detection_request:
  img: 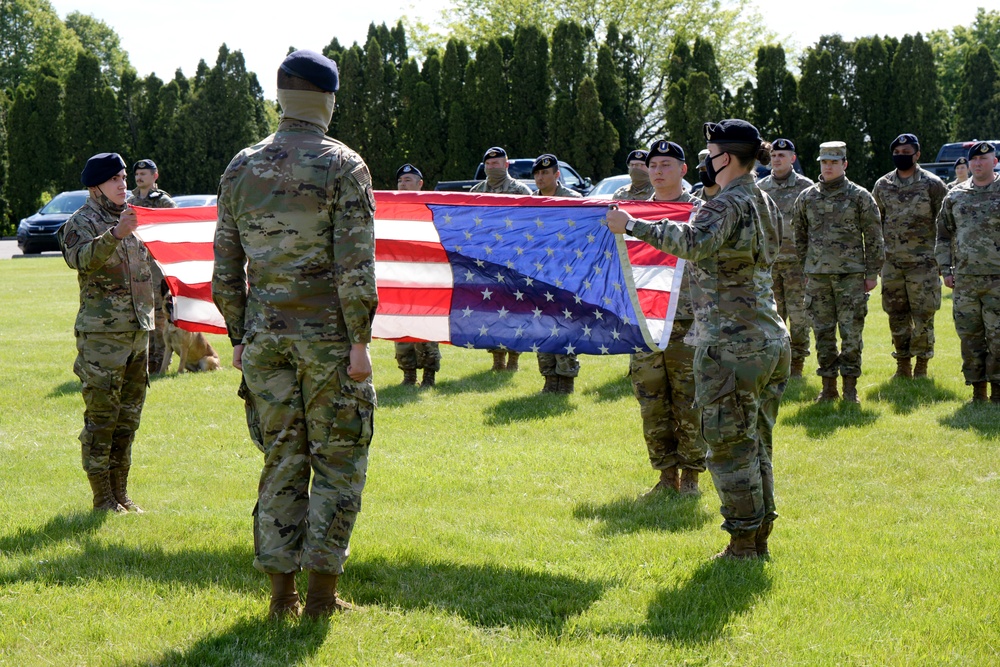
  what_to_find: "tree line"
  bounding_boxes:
[2,0,999,236]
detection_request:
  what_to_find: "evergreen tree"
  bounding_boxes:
[510,24,549,157]
[0,92,11,234]
[472,40,510,150]
[753,45,798,142]
[397,67,444,186]
[891,34,948,159]
[336,45,366,150]
[595,44,625,167]
[605,24,643,169]
[853,36,895,184]
[691,37,723,99]
[461,58,481,156]
[444,99,472,179]
[667,38,692,89]
[549,20,587,160]
[571,76,618,181]
[7,69,64,220]
[363,36,397,188]
[421,48,443,114]
[680,72,724,165]
[727,80,755,129]
[63,51,122,188]
[955,45,1000,140]
[797,37,858,173]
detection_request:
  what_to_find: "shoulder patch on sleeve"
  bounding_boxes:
[64,229,80,247]
[348,159,376,212]
[701,198,728,215]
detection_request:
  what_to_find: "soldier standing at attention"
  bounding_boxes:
[948,157,970,190]
[793,141,884,403]
[532,153,583,394]
[936,141,1000,403]
[130,159,177,375]
[629,140,706,496]
[872,134,948,379]
[59,152,153,515]
[213,50,378,619]
[758,139,814,378]
[612,150,654,201]
[394,163,442,387]
[607,120,790,560]
[471,146,531,372]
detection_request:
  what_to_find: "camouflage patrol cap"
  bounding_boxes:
[697,149,710,169]
[703,119,761,144]
[81,152,127,187]
[890,133,919,151]
[133,159,157,171]
[955,157,968,167]
[817,141,848,161]
[483,146,507,161]
[771,138,795,152]
[626,149,648,164]
[531,154,558,173]
[968,141,996,159]
[645,139,685,165]
[280,49,339,93]
[396,163,423,180]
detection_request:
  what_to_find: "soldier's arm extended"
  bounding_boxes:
[858,191,885,280]
[211,191,249,345]
[629,198,737,262]
[935,194,955,276]
[333,159,379,345]
[59,215,124,274]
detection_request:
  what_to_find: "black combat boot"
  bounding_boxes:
[401,369,418,386]
[109,467,144,513]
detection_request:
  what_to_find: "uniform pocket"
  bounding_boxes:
[695,350,747,446]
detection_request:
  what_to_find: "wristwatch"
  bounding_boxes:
[625,219,636,234]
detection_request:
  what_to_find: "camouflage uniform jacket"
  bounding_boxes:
[631,173,788,346]
[535,183,582,198]
[130,187,177,208]
[872,166,947,268]
[212,119,379,345]
[936,173,1000,276]
[792,175,884,279]
[612,182,655,201]
[648,190,699,322]
[758,170,814,263]
[58,198,154,332]
[470,174,532,195]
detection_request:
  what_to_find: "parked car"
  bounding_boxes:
[16,190,88,254]
[435,159,592,195]
[923,140,1000,181]
[587,174,692,200]
[171,194,218,208]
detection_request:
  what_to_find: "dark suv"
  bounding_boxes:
[16,190,88,254]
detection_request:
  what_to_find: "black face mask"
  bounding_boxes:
[698,168,716,188]
[892,154,915,171]
[704,152,727,184]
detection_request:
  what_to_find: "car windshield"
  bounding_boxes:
[40,192,87,214]
[590,176,629,196]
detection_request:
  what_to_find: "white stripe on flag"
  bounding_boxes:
[160,260,215,285]
[174,295,227,329]
[372,314,450,342]
[631,265,677,291]
[375,261,454,288]
[136,220,216,243]
[375,219,442,242]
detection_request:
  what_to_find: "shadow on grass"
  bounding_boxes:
[431,369,518,396]
[120,616,330,667]
[374,381,425,408]
[939,401,1000,439]
[779,377,817,404]
[484,392,575,424]
[0,510,108,554]
[866,377,961,414]
[780,400,878,437]
[583,372,633,403]
[349,554,606,635]
[638,557,771,643]
[46,379,81,398]
[573,492,713,535]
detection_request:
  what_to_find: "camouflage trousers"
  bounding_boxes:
[694,338,790,537]
[952,274,1000,384]
[243,334,376,575]
[148,284,167,372]
[629,320,705,471]
[805,273,869,378]
[394,342,441,371]
[73,331,149,474]
[537,353,579,378]
[880,260,941,360]
[772,259,811,361]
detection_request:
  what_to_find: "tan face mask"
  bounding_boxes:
[276,89,336,130]
[484,166,507,185]
[628,166,650,188]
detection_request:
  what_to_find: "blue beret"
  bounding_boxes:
[280,49,339,93]
[626,150,648,164]
[969,141,996,159]
[704,119,761,144]
[531,153,558,173]
[396,163,423,180]
[646,139,685,165]
[891,133,919,151]
[81,153,127,187]
[771,138,795,152]
[483,146,507,161]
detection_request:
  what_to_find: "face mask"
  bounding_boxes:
[93,186,126,216]
[628,167,650,188]
[276,89,336,130]
[698,168,716,188]
[485,166,507,184]
[892,154,915,171]
[704,152,727,184]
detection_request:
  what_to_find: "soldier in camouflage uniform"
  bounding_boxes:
[628,140,706,496]
[531,153,583,394]
[689,149,721,201]
[393,163,442,387]
[793,141,884,403]
[58,152,153,515]
[948,157,970,190]
[758,139,814,377]
[936,141,1000,403]
[612,150,654,201]
[129,159,177,375]
[471,146,532,372]
[609,120,790,560]
[212,50,378,619]
[872,134,948,379]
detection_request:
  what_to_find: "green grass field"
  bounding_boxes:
[1,257,998,666]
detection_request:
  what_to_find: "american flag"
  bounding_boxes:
[133,192,693,353]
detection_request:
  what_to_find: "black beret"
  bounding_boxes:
[280,49,339,93]
[81,153,127,187]
[133,159,157,171]
[531,153,558,173]
[704,119,761,144]
[626,149,648,164]
[396,163,423,180]
[483,146,507,161]
[891,133,919,151]
[771,138,795,152]
[645,139,685,165]
[969,141,996,159]
[955,157,968,167]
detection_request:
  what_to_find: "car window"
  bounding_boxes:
[558,162,582,188]
[41,192,88,214]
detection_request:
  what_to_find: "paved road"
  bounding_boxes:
[0,239,62,260]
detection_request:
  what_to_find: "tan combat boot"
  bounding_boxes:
[541,375,558,393]
[420,369,436,387]
[491,351,506,372]
[972,382,988,403]
[679,469,700,496]
[268,572,301,619]
[712,531,759,561]
[842,376,860,403]
[815,376,839,402]
[87,472,126,513]
[557,376,575,394]
[401,369,418,386]
[755,521,774,559]
[303,572,354,618]
[506,351,520,372]
[642,466,679,496]
[913,358,929,378]
[109,467,144,513]
[991,382,1000,404]
[789,357,804,379]
[893,357,912,379]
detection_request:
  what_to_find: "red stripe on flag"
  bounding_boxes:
[370,196,434,221]
[637,289,671,319]
[165,278,213,302]
[145,241,215,263]
[134,205,216,224]
[174,318,228,335]
[375,239,449,263]
[376,287,451,316]
[626,241,679,267]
